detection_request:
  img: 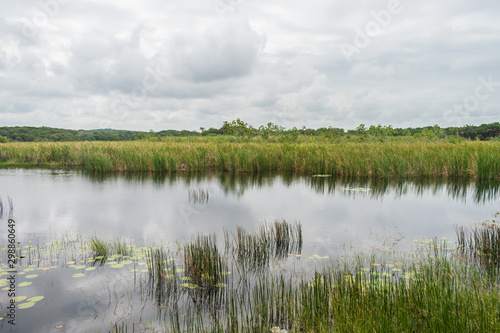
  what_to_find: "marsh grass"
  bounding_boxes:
[183,234,228,296]
[230,220,302,271]
[1,141,499,179]
[89,236,133,260]
[456,219,500,275]
[140,224,500,333]
[3,220,500,332]
[145,247,180,305]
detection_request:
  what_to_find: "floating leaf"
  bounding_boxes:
[106,261,118,265]
[18,302,36,309]
[73,265,87,270]
[121,260,133,265]
[181,277,190,281]
[216,283,226,288]
[129,269,138,272]
[0,279,8,287]
[25,275,38,279]
[11,296,27,302]
[27,296,44,302]
[18,282,32,287]
[95,256,105,259]
[67,261,75,265]
[111,264,124,269]
[72,273,85,278]
[85,267,96,271]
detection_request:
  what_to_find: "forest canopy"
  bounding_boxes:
[0,121,499,142]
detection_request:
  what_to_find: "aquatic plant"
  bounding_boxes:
[230,220,302,270]
[0,141,499,179]
[456,219,500,274]
[89,236,133,259]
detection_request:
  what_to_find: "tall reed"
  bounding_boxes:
[1,141,499,179]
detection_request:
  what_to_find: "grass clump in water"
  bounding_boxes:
[230,220,302,270]
[183,234,228,295]
[89,236,133,260]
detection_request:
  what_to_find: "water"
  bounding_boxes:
[0,168,498,332]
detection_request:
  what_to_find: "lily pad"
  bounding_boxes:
[85,267,96,271]
[25,274,38,279]
[0,279,8,287]
[111,264,124,269]
[72,273,86,278]
[73,265,87,270]
[11,296,27,302]
[27,296,44,302]
[18,282,32,287]
[18,302,36,309]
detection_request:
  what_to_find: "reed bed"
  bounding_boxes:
[1,141,499,179]
[137,220,500,332]
[456,218,500,275]
[229,220,302,270]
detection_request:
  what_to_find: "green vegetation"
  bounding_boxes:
[1,121,499,142]
[0,140,499,180]
[138,220,500,333]
[4,219,500,332]
[230,220,302,270]
[88,236,133,259]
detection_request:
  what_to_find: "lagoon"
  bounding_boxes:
[0,168,499,332]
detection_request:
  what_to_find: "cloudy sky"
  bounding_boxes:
[1,0,499,131]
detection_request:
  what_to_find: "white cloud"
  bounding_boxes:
[0,0,499,130]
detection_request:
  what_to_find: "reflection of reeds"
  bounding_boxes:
[188,188,209,205]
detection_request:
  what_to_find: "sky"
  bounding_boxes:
[1,0,499,131]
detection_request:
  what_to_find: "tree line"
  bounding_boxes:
[0,121,499,142]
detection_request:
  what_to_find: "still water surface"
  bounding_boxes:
[1,168,498,251]
[0,168,498,332]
